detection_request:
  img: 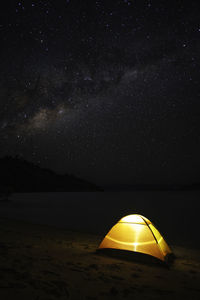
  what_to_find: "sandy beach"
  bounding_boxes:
[0,217,199,300]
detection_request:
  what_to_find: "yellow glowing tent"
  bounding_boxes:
[99,214,172,262]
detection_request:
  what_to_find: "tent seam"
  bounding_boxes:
[141,216,158,243]
[141,217,165,257]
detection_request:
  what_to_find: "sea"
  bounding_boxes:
[0,191,200,249]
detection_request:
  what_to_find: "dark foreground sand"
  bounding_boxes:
[0,218,200,300]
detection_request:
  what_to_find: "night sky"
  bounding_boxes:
[1,0,200,185]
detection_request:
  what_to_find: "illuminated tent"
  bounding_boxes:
[98,214,172,262]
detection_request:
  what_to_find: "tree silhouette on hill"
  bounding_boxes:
[0,156,101,192]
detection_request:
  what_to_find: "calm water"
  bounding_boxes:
[0,191,200,248]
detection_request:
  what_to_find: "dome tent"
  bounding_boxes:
[98,214,172,262]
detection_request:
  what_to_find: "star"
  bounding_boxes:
[0,0,199,186]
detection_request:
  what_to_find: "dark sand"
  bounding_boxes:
[0,218,200,300]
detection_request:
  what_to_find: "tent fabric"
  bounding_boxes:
[98,214,172,261]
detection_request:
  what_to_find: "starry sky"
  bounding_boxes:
[0,0,200,186]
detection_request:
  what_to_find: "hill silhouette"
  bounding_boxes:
[0,156,101,193]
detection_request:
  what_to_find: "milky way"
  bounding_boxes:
[1,0,200,185]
